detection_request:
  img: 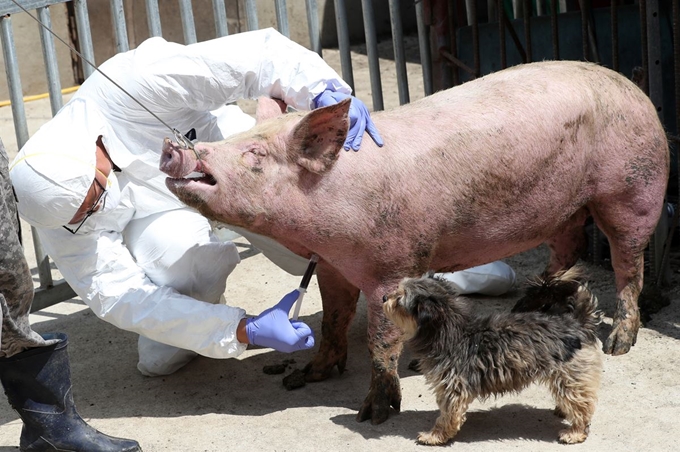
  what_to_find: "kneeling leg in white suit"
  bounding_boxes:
[124,208,239,376]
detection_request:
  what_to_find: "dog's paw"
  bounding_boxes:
[417,431,449,446]
[558,428,588,444]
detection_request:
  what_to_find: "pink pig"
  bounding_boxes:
[160,60,669,425]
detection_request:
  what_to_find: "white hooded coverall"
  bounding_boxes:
[10,29,351,376]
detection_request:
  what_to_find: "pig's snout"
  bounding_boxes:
[160,138,197,178]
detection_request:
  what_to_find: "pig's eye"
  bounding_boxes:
[242,145,267,169]
[245,144,267,156]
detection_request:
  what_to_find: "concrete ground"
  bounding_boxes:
[1,37,679,452]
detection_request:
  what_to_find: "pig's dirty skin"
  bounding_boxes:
[160,61,669,425]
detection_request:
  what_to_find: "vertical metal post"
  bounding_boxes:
[671,0,680,285]
[611,0,619,71]
[73,0,96,79]
[550,0,559,59]
[499,0,507,68]
[389,0,409,105]
[523,0,531,63]
[305,0,321,55]
[640,0,649,94]
[275,0,290,38]
[37,7,63,115]
[212,0,229,37]
[334,0,354,90]
[360,0,384,110]
[245,0,259,31]
[178,0,197,45]
[110,0,129,53]
[145,0,163,37]
[536,0,544,16]
[465,0,474,25]
[646,0,667,283]
[446,0,456,87]
[471,0,480,75]
[415,0,433,96]
[580,0,589,60]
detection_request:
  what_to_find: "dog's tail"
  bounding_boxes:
[512,265,601,335]
[569,281,602,338]
[512,266,586,315]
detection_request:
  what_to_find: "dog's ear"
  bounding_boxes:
[414,295,440,331]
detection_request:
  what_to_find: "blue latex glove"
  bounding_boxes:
[313,90,384,151]
[245,290,315,353]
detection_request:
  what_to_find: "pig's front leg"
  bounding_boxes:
[356,291,403,425]
[303,263,360,381]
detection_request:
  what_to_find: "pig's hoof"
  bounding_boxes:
[302,355,346,382]
[603,321,638,355]
[355,378,402,424]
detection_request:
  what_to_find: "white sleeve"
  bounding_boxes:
[36,227,247,359]
[128,28,351,112]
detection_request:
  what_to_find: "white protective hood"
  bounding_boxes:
[10,98,104,229]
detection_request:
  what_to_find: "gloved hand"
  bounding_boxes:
[245,290,315,353]
[313,90,384,151]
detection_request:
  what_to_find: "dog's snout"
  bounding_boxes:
[382,294,388,303]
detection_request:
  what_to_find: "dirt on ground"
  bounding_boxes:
[0,36,678,452]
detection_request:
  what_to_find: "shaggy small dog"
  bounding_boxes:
[382,267,602,445]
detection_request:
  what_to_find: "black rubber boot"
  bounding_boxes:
[0,332,141,452]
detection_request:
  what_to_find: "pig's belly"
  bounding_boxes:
[428,235,546,272]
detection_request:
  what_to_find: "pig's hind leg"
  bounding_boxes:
[591,199,659,356]
[544,207,590,274]
[303,263,360,381]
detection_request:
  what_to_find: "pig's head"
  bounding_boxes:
[160,97,351,228]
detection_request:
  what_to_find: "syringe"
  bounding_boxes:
[292,254,319,320]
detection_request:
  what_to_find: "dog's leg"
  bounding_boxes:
[417,394,471,446]
[551,347,602,444]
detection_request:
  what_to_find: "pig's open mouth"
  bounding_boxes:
[183,170,217,186]
[165,163,218,195]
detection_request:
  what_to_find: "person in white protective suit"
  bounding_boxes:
[9,28,515,378]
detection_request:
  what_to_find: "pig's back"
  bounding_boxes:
[333,60,667,250]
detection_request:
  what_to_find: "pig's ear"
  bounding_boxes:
[290,98,350,174]
[256,97,287,123]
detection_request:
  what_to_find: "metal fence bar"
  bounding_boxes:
[550,0,559,59]
[0,17,27,153]
[212,0,228,37]
[523,0,531,63]
[110,0,129,53]
[388,0,408,105]
[639,0,649,94]
[646,0,667,283]
[178,0,197,45]
[498,0,506,68]
[37,6,63,115]
[360,0,383,110]
[305,0,321,55]
[275,0,290,38]
[73,0,95,79]
[415,0,432,96]
[471,0,480,74]
[333,0,354,90]
[612,0,619,71]
[145,0,162,37]
[245,0,258,31]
